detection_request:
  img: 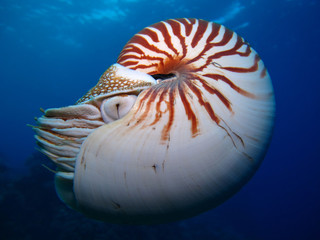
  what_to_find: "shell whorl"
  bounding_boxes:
[116,18,272,144]
[33,18,275,224]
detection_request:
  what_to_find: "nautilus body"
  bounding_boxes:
[33,18,275,224]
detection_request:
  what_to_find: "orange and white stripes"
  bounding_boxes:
[117,18,265,142]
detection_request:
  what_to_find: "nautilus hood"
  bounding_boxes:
[32,18,275,224]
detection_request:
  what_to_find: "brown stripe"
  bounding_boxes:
[185,80,220,124]
[117,54,138,63]
[161,82,176,141]
[150,86,167,126]
[153,21,179,56]
[203,73,256,98]
[178,81,199,137]
[191,20,208,48]
[221,54,260,73]
[140,27,159,42]
[167,19,187,59]
[130,35,173,58]
[186,23,221,67]
[134,87,155,124]
[196,76,232,111]
[134,63,159,70]
[214,26,233,47]
[177,18,195,36]
[238,42,251,57]
[207,22,221,43]
[260,66,267,78]
[121,44,145,56]
[210,34,243,59]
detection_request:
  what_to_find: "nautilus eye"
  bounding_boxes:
[100,95,137,123]
[32,18,275,224]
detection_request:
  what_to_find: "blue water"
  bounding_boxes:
[0,0,319,239]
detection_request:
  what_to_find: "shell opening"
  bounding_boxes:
[32,64,157,181]
[151,73,177,83]
[33,93,140,178]
[32,92,140,210]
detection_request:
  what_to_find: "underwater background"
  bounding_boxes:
[0,0,319,239]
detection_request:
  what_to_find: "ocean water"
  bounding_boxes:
[0,0,319,239]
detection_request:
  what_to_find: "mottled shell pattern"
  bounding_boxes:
[33,18,275,224]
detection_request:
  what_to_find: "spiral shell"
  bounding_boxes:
[33,18,275,224]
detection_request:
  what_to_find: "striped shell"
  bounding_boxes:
[33,18,275,224]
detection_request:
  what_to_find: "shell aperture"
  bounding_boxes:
[33,18,275,224]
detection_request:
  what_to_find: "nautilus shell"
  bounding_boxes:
[33,18,275,224]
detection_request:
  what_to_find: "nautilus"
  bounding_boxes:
[33,18,275,224]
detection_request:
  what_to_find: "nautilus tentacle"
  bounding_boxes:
[33,18,275,224]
